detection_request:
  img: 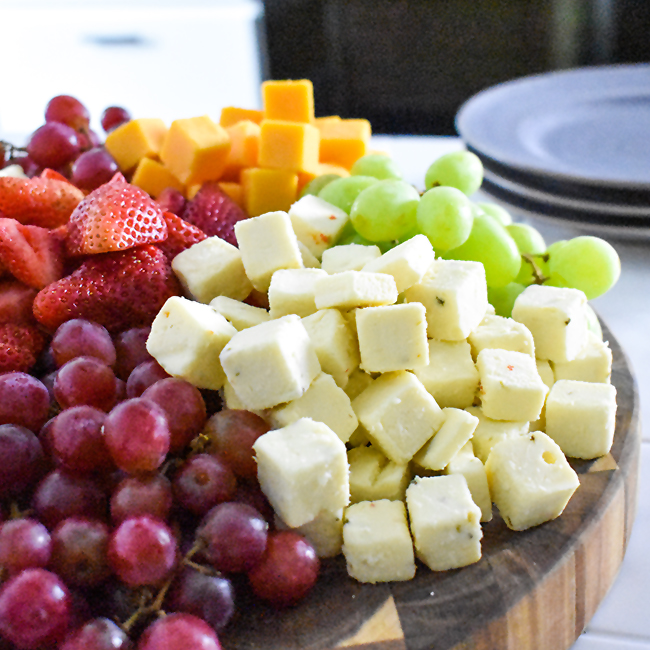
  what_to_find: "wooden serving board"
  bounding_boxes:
[220,324,641,650]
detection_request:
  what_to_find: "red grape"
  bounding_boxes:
[137,613,221,650]
[45,95,90,131]
[61,617,133,650]
[27,121,81,168]
[51,319,116,368]
[0,424,45,498]
[110,473,173,524]
[0,372,50,432]
[126,360,170,398]
[232,479,275,524]
[113,327,152,380]
[54,356,118,411]
[0,518,52,575]
[101,106,131,133]
[71,148,119,191]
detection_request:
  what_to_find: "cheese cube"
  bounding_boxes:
[348,446,412,504]
[321,244,382,274]
[552,331,612,384]
[219,106,264,128]
[343,368,374,400]
[275,509,343,558]
[297,242,321,269]
[223,120,260,176]
[235,211,304,292]
[220,380,267,418]
[511,284,589,363]
[172,237,252,304]
[342,500,415,583]
[413,340,479,409]
[288,195,349,258]
[317,118,372,169]
[468,314,535,359]
[147,296,237,390]
[356,303,429,373]
[406,475,482,571]
[209,296,270,331]
[301,309,360,388]
[530,359,555,432]
[104,118,167,172]
[476,349,549,422]
[404,259,488,340]
[466,406,530,463]
[314,271,398,311]
[413,408,479,471]
[445,444,493,522]
[258,120,320,173]
[131,157,184,199]
[262,79,315,123]
[545,380,617,459]
[352,371,444,465]
[220,315,321,410]
[485,431,580,530]
[253,418,349,528]
[268,268,328,318]
[241,168,298,217]
[270,372,358,443]
[362,234,434,293]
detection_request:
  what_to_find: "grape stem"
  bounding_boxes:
[521,253,549,284]
[0,140,28,163]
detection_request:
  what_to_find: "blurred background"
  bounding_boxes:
[1,0,650,140]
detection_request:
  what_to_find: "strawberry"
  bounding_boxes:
[0,218,66,289]
[0,323,46,374]
[66,172,168,256]
[157,187,187,216]
[158,211,207,261]
[0,280,38,325]
[181,181,248,247]
[0,169,84,228]
[33,244,182,333]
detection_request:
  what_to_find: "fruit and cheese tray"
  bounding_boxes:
[0,80,633,650]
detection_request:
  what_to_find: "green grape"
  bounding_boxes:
[585,304,603,340]
[318,175,379,214]
[546,236,621,300]
[424,150,483,196]
[442,213,521,287]
[487,283,527,317]
[336,228,395,253]
[416,186,474,252]
[515,253,549,285]
[476,201,513,226]
[350,180,420,242]
[350,154,403,181]
[299,173,342,198]
[506,223,546,255]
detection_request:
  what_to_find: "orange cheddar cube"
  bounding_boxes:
[222,120,261,180]
[160,115,231,186]
[219,106,263,128]
[317,118,372,169]
[187,184,201,200]
[241,168,298,217]
[262,79,314,123]
[104,118,167,173]
[258,120,320,173]
[218,182,244,208]
[131,158,185,199]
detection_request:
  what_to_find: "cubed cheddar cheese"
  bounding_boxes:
[222,120,261,180]
[217,182,244,208]
[262,79,315,123]
[241,168,298,217]
[465,405,530,464]
[219,106,264,128]
[268,268,328,319]
[314,271,398,311]
[209,296,270,331]
[348,445,412,504]
[258,120,320,173]
[104,118,167,173]
[321,244,382,274]
[317,118,372,169]
[131,157,184,199]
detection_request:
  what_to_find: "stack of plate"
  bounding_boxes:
[455,64,650,239]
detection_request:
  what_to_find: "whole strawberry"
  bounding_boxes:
[66,172,168,256]
[0,323,46,373]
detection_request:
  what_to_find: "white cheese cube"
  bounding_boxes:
[404,259,488,340]
[275,509,343,558]
[342,500,415,583]
[406,475,482,571]
[413,339,479,409]
[301,309,360,388]
[485,431,579,530]
[343,368,374,401]
[321,244,381,274]
[209,296,270,331]
[0,164,28,178]
[476,349,548,422]
[171,236,252,304]
[288,194,349,258]
[270,372,358,443]
[234,211,304,292]
[468,314,535,359]
[530,359,555,432]
[347,425,371,448]
[361,234,434,293]
[314,271,398,311]
[220,314,320,410]
[253,418,349,528]
[220,380,267,418]
[444,445,493,522]
[147,296,237,390]
[545,379,617,459]
[356,303,429,373]
[297,241,321,269]
[352,371,444,465]
[466,405,530,463]
[413,408,479,471]
[551,331,612,384]
[268,268,328,319]
[511,284,589,363]
[348,446,412,504]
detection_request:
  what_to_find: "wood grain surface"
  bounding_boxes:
[220,323,641,650]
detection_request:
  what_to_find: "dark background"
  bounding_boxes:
[262,0,650,135]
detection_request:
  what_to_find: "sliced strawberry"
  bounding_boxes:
[66,172,168,256]
[0,218,66,289]
[0,323,46,373]
[157,187,187,216]
[33,244,182,333]
[158,211,207,261]
[181,181,248,247]
[0,170,84,228]
[0,280,38,325]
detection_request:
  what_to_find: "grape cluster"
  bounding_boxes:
[0,96,131,191]
[0,319,320,649]
[304,152,621,315]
